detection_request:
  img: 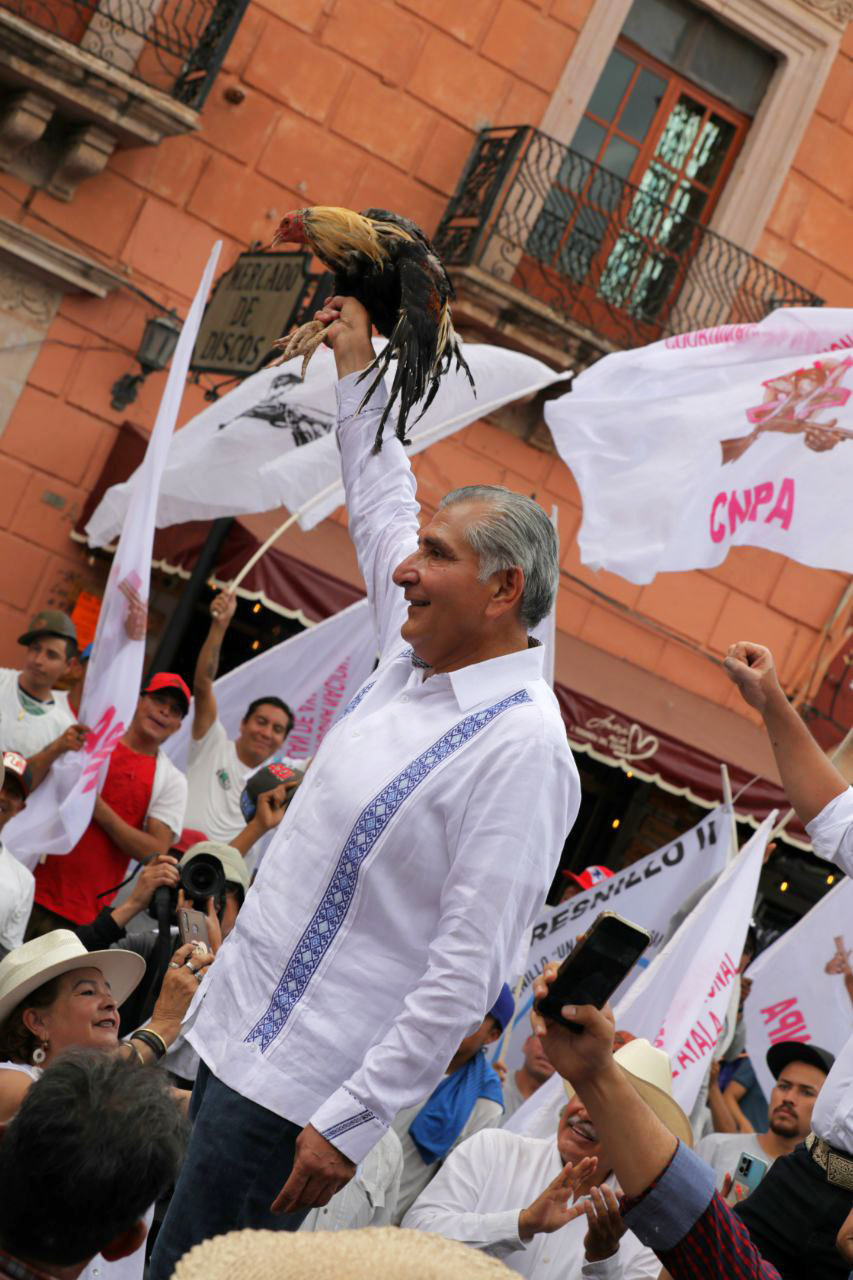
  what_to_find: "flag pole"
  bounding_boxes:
[227,480,342,591]
[720,763,739,864]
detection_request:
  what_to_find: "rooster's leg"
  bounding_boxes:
[271,320,332,378]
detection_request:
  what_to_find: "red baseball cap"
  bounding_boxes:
[562,864,614,891]
[171,828,209,855]
[2,751,32,799]
[142,672,191,715]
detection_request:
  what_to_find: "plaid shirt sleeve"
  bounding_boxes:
[621,1142,782,1280]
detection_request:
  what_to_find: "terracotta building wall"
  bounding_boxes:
[0,0,849,754]
[757,20,853,306]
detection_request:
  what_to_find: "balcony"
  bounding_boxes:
[0,0,247,198]
[434,126,823,373]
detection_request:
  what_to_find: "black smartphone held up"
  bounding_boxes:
[177,906,210,953]
[534,912,652,1031]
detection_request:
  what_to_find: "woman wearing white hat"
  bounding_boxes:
[0,928,212,1118]
[0,929,212,1280]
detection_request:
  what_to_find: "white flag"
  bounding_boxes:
[497,806,729,1074]
[86,342,571,545]
[744,878,853,1099]
[507,816,771,1135]
[545,309,853,583]
[165,597,376,773]
[7,244,221,870]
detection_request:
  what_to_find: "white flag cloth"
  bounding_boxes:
[545,309,853,583]
[86,342,571,545]
[7,244,221,870]
[165,597,376,772]
[496,806,729,1074]
[506,815,771,1135]
[745,878,853,1099]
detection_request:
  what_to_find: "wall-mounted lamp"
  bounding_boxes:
[111,312,182,411]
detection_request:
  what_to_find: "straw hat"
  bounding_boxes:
[172,1227,513,1280]
[0,931,145,1029]
[563,1037,693,1148]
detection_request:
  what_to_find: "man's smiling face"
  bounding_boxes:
[391,501,504,672]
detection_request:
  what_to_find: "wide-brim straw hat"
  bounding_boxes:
[173,1227,513,1280]
[563,1036,693,1148]
[0,930,145,1028]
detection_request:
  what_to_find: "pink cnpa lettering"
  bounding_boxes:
[728,490,752,535]
[765,477,795,530]
[710,493,727,543]
[749,482,774,521]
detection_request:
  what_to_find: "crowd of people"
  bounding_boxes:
[0,294,850,1279]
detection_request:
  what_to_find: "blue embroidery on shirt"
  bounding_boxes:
[244,688,532,1052]
[321,1110,376,1141]
[342,681,375,718]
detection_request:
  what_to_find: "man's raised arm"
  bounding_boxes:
[323,296,419,659]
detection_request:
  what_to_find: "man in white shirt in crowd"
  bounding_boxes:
[724,639,853,1278]
[392,984,513,1224]
[502,1031,558,1124]
[404,1037,685,1279]
[185,589,294,842]
[0,609,86,786]
[696,1041,833,1191]
[149,295,580,1277]
[0,753,35,957]
[299,1128,404,1233]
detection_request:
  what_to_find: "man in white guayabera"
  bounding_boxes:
[151,296,580,1274]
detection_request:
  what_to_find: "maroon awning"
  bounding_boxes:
[557,685,806,845]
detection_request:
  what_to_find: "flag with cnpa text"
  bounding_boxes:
[506,815,771,1137]
[165,597,376,773]
[5,244,221,872]
[744,877,853,1100]
[545,309,853,583]
[498,805,730,1074]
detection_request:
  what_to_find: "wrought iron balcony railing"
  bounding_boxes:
[434,126,823,354]
[1,0,248,108]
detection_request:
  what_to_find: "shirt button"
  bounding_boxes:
[351,729,360,738]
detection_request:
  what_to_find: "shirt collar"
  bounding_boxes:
[447,644,545,711]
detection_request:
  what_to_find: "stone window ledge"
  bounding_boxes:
[0,10,198,198]
[0,216,128,296]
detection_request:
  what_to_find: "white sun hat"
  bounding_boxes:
[173,1226,514,1280]
[0,930,145,1029]
[564,1036,693,1147]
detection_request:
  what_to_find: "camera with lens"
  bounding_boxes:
[179,853,227,912]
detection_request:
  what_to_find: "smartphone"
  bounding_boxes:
[534,912,652,1031]
[177,906,210,953]
[725,1151,768,1205]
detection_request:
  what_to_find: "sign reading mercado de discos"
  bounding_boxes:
[190,250,314,377]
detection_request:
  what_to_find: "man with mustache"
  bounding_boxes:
[403,1038,685,1277]
[696,1042,833,1194]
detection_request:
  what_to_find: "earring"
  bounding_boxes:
[31,1042,47,1065]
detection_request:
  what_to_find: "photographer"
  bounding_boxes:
[112,839,251,1043]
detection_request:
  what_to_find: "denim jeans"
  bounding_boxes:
[149,1061,308,1279]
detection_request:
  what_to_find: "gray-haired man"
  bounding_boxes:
[151,295,581,1275]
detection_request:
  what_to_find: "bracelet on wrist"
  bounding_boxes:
[130,1027,168,1060]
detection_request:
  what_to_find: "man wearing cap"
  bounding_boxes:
[185,589,295,843]
[0,753,35,958]
[559,865,613,904]
[0,609,87,784]
[27,675,189,935]
[391,985,515,1225]
[404,1036,680,1278]
[696,1040,833,1192]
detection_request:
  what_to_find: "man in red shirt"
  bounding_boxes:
[27,673,189,935]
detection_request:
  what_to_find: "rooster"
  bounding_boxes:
[270,206,474,452]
